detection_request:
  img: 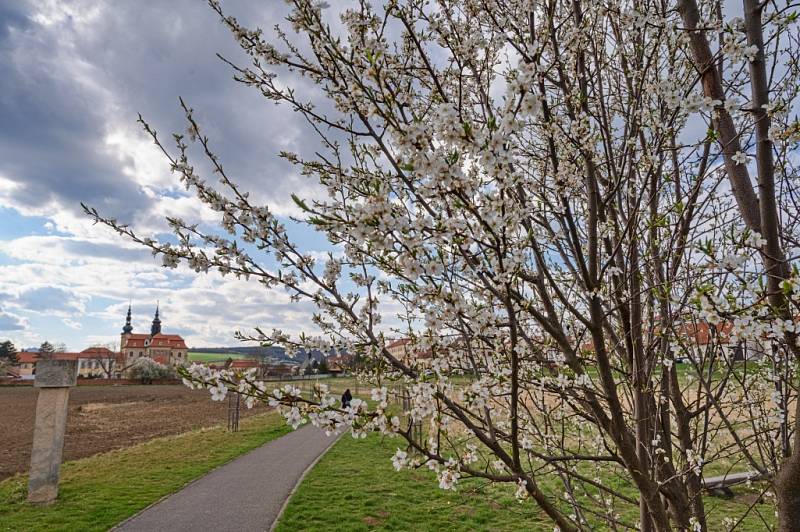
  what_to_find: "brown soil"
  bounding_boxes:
[0,384,270,481]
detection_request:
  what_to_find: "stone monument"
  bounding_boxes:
[27,358,78,504]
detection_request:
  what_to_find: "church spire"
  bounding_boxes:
[122,304,133,334]
[150,303,162,335]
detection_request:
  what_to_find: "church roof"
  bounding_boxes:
[121,333,187,349]
[120,304,184,349]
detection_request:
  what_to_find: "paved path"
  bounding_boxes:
[115,424,337,532]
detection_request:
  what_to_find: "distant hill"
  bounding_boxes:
[188,346,337,364]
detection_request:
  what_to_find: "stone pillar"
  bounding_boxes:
[28,359,78,504]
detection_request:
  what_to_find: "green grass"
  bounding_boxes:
[187,351,250,363]
[267,377,361,400]
[0,412,290,532]
[276,433,776,531]
[275,434,548,531]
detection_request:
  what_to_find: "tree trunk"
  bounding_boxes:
[775,446,800,530]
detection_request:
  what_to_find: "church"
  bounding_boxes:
[120,305,188,366]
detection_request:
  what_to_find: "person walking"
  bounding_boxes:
[341,388,352,408]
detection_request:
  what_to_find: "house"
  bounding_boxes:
[386,338,412,360]
[327,355,353,374]
[228,359,261,371]
[120,305,188,368]
[12,348,121,379]
[261,363,297,378]
[573,318,766,363]
[75,346,121,377]
[672,320,765,361]
[15,352,39,379]
[386,338,433,365]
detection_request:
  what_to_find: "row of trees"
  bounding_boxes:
[0,340,67,362]
[88,0,800,529]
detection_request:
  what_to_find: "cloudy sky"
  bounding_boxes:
[0,0,340,350]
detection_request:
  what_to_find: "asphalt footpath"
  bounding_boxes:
[114,423,338,532]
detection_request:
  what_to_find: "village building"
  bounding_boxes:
[386,338,432,366]
[74,347,120,377]
[14,352,38,379]
[1,305,187,382]
[386,338,412,361]
[204,359,298,379]
[13,347,122,380]
[672,320,766,362]
[327,354,353,374]
[120,305,188,367]
[227,359,261,371]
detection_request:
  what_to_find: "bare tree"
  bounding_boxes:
[84,343,122,379]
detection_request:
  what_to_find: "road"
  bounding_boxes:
[114,424,337,532]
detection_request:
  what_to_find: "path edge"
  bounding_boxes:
[268,429,344,532]
[110,419,291,531]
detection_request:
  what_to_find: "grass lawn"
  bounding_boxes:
[0,412,290,532]
[187,351,250,363]
[275,434,549,531]
[276,432,776,531]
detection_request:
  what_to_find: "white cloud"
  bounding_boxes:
[62,318,82,330]
[0,310,28,332]
[0,228,328,347]
[0,0,403,350]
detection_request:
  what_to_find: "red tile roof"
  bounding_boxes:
[386,338,412,349]
[675,321,734,345]
[15,352,80,362]
[78,347,117,358]
[17,352,38,364]
[16,349,121,364]
[122,333,187,350]
[229,359,260,369]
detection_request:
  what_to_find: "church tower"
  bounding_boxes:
[122,304,133,335]
[120,304,134,362]
[151,305,162,336]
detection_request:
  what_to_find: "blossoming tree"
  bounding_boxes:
[86,0,800,529]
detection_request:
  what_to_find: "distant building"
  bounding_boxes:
[13,347,121,379]
[120,305,188,367]
[327,355,353,374]
[15,352,38,379]
[672,320,766,362]
[227,359,261,371]
[262,363,297,377]
[74,346,120,377]
[386,338,412,361]
[386,338,432,365]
